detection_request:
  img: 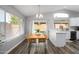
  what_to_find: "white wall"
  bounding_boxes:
[0,5,26,54]
[0,34,25,54]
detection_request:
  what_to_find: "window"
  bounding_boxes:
[0,9,5,42]
[54,20,69,31]
[6,12,24,40]
[32,21,47,34]
[54,23,69,30]
[0,8,24,42]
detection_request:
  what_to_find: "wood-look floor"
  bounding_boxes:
[9,40,79,54]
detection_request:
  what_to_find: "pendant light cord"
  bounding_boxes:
[36,5,43,19]
[38,5,40,19]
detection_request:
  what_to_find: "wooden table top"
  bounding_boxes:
[26,34,48,39]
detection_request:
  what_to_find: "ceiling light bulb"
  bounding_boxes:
[39,14,43,18]
[36,14,39,18]
[36,14,43,19]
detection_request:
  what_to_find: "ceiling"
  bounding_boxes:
[13,5,79,17]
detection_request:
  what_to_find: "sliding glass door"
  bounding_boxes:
[0,8,24,43]
[5,12,24,41]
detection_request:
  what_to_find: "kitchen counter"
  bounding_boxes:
[49,30,67,47]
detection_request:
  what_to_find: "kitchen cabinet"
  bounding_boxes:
[70,18,79,26]
[49,30,67,47]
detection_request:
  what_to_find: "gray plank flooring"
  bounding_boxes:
[9,40,79,54]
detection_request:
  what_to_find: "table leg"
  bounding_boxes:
[45,40,48,48]
[36,39,39,53]
[44,39,47,53]
[46,39,47,44]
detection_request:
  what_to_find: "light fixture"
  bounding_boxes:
[36,5,43,19]
[53,13,69,18]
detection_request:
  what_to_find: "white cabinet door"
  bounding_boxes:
[66,32,70,39]
[77,31,79,40]
[70,18,79,26]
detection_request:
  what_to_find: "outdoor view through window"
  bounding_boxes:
[0,9,24,42]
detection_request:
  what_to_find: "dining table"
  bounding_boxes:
[26,34,48,53]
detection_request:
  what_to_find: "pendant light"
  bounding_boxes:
[36,5,43,19]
